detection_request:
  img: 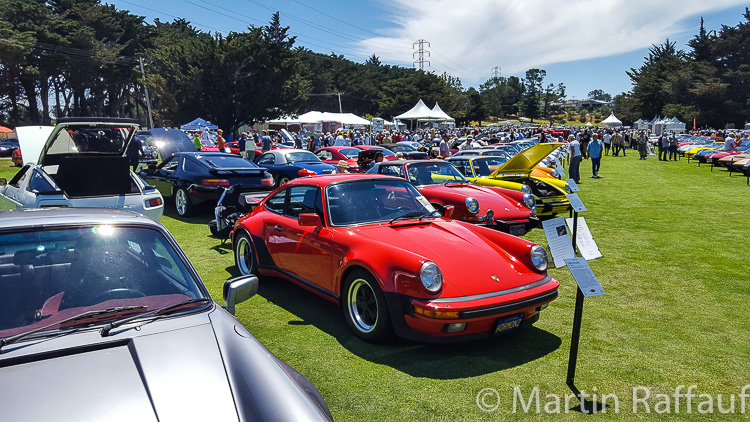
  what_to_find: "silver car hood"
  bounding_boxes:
[0,313,238,422]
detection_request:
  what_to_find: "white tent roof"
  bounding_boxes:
[601,113,622,127]
[267,111,370,125]
[431,102,454,121]
[395,99,439,120]
[585,121,593,127]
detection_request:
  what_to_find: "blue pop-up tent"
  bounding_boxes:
[180,117,218,131]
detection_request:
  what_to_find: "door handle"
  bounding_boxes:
[274,225,284,231]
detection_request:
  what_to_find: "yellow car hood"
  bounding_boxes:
[489,143,564,177]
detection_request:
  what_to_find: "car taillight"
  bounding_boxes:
[261,177,274,185]
[201,179,230,186]
[297,169,317,176]
[145,197,163,208]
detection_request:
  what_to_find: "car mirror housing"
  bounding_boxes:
[223,275,259,315]
[0,178,6,185]
[298,213,322,227]
[443,205,455,219]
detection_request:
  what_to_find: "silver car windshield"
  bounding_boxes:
[326,180,436,226]
[0,226,205,338]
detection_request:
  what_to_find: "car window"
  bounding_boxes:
[285,151,319,163]
[338,148,360,158]
[47,125,134,156]
[379,165,404,178]
[316,150,332,161]
[257,154,275,165]
[326,180,435,226]
[406,162,465,185]
[182,158,202,173]
[8,165,30,187]
[265,188,286,214]
[200,155,258,168]
[286,186,322,219]
[160,157,179,172]
[28,169,57,193]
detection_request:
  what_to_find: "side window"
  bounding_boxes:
[9,166,30,187]
[161,158,179,172]
[316,150,332,161]
[257,154,275,165]
[182,158,202,173]
[27,170,56,193]
[286,186,320,219]
[379,166,404,178]
[265,188,286,214]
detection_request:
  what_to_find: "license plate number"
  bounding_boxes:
[495,314,524,334]
[510,225,525,236]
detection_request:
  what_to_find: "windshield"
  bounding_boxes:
[472,157,509,176]
[286,151,320,163]
[406,162,467,185]
[46,124,135,156]
[326,180,436,226]
[0,226,206,339]
[338,148,361,159]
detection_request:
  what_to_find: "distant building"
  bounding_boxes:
[560,99,614,110]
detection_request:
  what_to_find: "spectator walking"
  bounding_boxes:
[588,134,603,178]
[668,132,678,160]
[568,135,582,183]
[193,132,202,151]
[658,132,668,161]
[261,130,272,152]
[217,129,226,152]
[439,133,451,158]
[580,129,591,159]
[637,131,649,159]
[238,133,247,158]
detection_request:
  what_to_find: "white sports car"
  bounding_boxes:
[0,118,163,219]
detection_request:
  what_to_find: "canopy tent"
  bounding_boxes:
[395,99,437,120]
[585,121,594,127]
[601,113,622,128]
[430,102,454,122]
[268,111,370,126]
[180,117,218,131]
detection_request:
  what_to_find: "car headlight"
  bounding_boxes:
[529,245,548,272]
[565,183,572,193]
[420,261,443,292]
[465,197,479,214]
[522,193,536,210]
[521,184,532,194]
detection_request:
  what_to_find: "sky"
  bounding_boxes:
[108,0,749,100]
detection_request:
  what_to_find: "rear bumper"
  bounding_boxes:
[383,277,559,343]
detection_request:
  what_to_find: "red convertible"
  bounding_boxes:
[368,160,538,235]
[231,174,559,342]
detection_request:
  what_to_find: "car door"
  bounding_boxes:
[260,187,293,267]
[144,156,179,196]
[275,185,334,293]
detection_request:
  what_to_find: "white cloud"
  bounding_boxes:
[357,0,748,83]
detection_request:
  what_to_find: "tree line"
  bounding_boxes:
[1,1,747,130]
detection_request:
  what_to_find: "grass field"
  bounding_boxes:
[2,152,749,420]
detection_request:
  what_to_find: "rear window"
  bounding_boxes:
[199,155,257,168]
[47,124,135,156]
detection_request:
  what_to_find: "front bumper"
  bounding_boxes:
[383,276,559,343]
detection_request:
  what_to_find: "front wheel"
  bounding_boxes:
[233,232,257,275]
[342,270,391,342]
[174,187,194,216]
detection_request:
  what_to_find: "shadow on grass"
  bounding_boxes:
[162,201,214,224]
[249,273,561,379]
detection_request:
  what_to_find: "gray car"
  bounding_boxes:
[0,208,332,421]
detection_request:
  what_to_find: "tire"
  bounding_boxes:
[342,270,391,342]
[209,220,219,236]
[233,232,257,275]
[174,187,194,216]
[276,175,290,188]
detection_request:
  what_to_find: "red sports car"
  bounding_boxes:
[231,174,559,342]
[314,146,363,172]
[368,160,538,235]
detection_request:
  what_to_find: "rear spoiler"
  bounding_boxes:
[209,168,266,176]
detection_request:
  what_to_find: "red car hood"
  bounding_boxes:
[354,220,543,298]
[418,183,528,218]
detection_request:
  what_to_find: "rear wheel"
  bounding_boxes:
[342,270,391,342]
[233,232,257,275]
[276,175,290,188]
[174,187,194,216]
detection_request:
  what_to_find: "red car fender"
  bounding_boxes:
[469,224,545,273]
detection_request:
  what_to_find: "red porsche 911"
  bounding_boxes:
[231,174,559,343]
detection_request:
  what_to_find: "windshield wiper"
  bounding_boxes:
[0,305,147,352]
[100,298,212,337]
[389,211,427,223]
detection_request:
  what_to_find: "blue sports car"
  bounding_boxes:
[253,149,335,187]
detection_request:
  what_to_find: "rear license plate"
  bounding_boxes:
[495,314,524,334]
[510,225,525,236]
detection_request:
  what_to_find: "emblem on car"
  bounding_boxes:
[491,275,500,282]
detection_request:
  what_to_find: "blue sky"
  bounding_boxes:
[108,0,749,100]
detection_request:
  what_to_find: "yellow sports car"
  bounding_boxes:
[685,142,724,159]
[446,143,571,217]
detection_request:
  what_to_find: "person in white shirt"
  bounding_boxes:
[568,135,582,183]
[603,131,611,156]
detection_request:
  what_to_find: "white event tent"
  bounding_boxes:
[601,114,622,128]
[395,99,454,126]
[268,111,370,126]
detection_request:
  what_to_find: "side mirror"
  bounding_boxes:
[0,178,6,186]
[223,275,258,315]
[443,205,455,219]
[298,213,322,227]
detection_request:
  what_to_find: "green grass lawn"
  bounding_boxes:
[2,154,748,420]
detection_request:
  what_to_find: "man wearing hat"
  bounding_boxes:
[216,129,226,152]
[333,160,350,174]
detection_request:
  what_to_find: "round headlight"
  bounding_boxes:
[521,184,532,194]
[529,245,548,272]
[565,184,572,193]
[465,197,479,214]
[522,193,536,210]
[420,261,443,292]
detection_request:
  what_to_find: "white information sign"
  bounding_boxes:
[564,257,605,297]
[542,217,576,268]
[565,193,587,212]
[565,217,603,260]
[555,167,567,180]
[565,179,580,192]
[372,118,385,133]
[314,123,323,133]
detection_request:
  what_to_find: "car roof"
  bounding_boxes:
[0,208,161,231]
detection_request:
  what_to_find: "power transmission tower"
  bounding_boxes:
[491,66,502,79]
[413,39,430,70]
